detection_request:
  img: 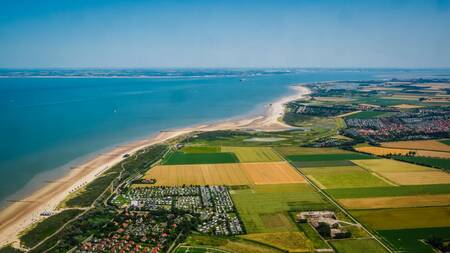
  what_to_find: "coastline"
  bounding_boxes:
[0,84,310,247]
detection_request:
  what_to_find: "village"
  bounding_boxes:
[344,109,450,142]
[113,185,244,236]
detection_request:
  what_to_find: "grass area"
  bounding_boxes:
[19,209,83,248]
[330,239,388,253]
[0,246,24,253]
[338,194,450,209]
[441,139,450,146]
[64,172,118,207]
[378,227,450,253]
[183,234,282,253]
[221,147,282,162]
[182,146,221,153]
[352,158,430,173]
[292,160,355,168]
[326,184,450,199]
[344,111,391,119]
[392,156,450,171]
[231,184,331,233]
[175,246,230,253]
[351,206,450,230]
[162,151,238,165]
[64,144,168,208]
[241,232,313,252]
[287,153,375,162]
[289,212,330,249]
[301,166,390,189]
[275,147,352,156]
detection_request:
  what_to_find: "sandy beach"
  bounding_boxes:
[0,85,310,247]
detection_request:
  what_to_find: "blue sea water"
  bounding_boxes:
[0,69,447,206]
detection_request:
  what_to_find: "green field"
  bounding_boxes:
[286,153,375,162]
[231,184,331,233]
[292,160,355,168]
[302,166,390,189]
[221,147,282,162]
[378,227,450,253]
[175,246,230,253]
[344,111,392,119]
[19,209,83,248]
[330,239,388,253]
[393,156,450,171]
[0,246,23,253]
[352,206,450,230]
[162,151,238,165]
[441,139,450,146]
[326,184,450,199]
[275,147,352,156]
[182,146,221,153]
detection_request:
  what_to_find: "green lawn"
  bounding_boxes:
[221,147,282,162]
[231,184,331,233]
[302,166,390,189]
[345,111,392,119]
[392,156,450,171]
[275,147,352,156]
[441,139,450,146]
[351,206,450,230]
[330,239,388,253]
[378,227,450,253]
[162,151,238,165]
[292,160,355,168]
[326,184,450,199]
[181,146,221,153]
[286,153,376,162]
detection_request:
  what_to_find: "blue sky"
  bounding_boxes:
[0,0,449,68]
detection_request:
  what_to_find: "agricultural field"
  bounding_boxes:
[326,184,450,199]
[241,232,313,252]
[393,156,450,171]
[329,238,388,253]
[221,147,282,162]
[181,234,282,253]
[338,194,450,209]
[351,206,450,230]
[344,110,391,119]
[143,162,305,186]
[351,159,450,185]
[381,140,450,152]
[378,227,450,253]
[162,151,238,165]
[286,153,375,162]
[182,146,221,153]
[355,146,450,159]
[301,166,391,189]
[275,146,353,156]
[231,184,331,233]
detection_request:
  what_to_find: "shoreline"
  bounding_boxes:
[0,84,310,247]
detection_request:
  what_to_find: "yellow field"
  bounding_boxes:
[355,146,412,156]
[143,161,305,186]
[352,159,430,173]
[356,145,450,158]
[222,147,283,162]
[379,171,450,185]
[381,140,450,152]
[241,232,313,252]
[240,162,306,185]
[339,194,450,209]
[391,104,423,109]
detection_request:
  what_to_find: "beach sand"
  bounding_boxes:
[0,85,310,247]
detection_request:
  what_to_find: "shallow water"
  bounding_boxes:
[0,69,444,206]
